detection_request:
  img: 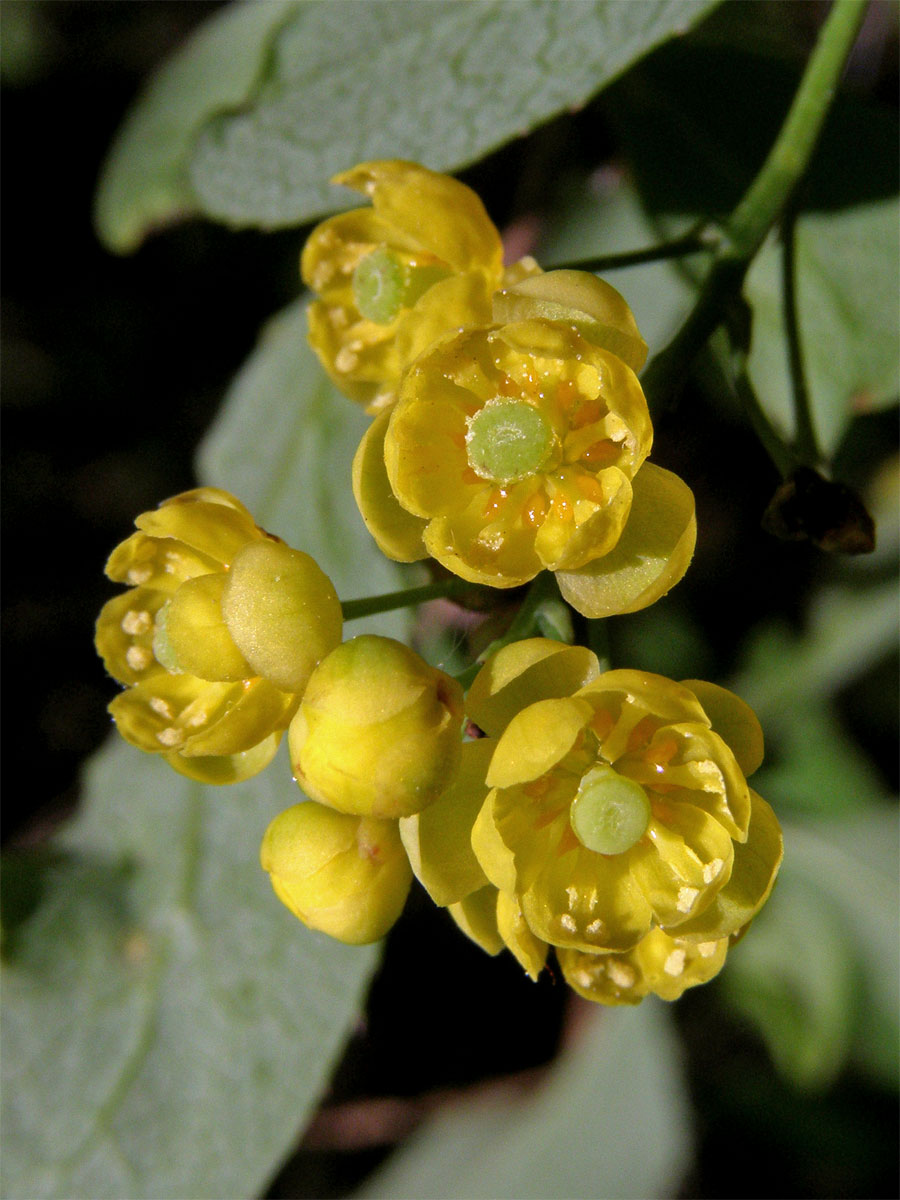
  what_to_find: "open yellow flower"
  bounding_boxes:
[302,160,511,412]
[95,488,342,784]
[353,318,696,617]
[463,641,782,958]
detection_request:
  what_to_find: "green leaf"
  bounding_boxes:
[196,297,407,637]
[188,0,721,230]
[1,737,380,1199]
[735,579,899,720]
[94,0,302,253]
[356,1000,693,1199]
[724,811,900,1090]
[744,199,900,459]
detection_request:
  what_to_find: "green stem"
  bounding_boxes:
[781,207,822,467]
[549,223,716,273]
[643,0,867,410]
[341,577,483,621]
[455,572,557,689]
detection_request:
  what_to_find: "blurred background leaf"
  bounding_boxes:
[1,738,381,1200]
[744,199,900,460]
[94,0,301,253]
[97,0,722,248]
[357,1000,692,1200]
[724,810,900,1091]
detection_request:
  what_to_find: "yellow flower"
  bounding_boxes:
[289,635,465,818]
[466,641,782,957]
[301,160,513,412]
[352,317,696,617]
[95,488,342,784]
[261,801,412,944]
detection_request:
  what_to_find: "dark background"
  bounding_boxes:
[2,3,897,1198]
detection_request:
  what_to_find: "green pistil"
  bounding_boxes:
[570,764,650,855]
[150,601,183,674]
[465,398,554,485]
[352,248,449,325]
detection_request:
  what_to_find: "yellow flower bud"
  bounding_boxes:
[260,802,412,944]
[353,318,696,616]
[289,635,464,818]
[95,488,342,784]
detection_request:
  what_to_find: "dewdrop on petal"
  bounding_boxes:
[289,635,465,818]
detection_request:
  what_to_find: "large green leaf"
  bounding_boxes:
[724,810,900,1091]
[196,297,407,637]
[94,0,301,253]
[744,199,900,460]
[1,738,380,1199]
[357,1000,692,1199]
[186,0,720,229]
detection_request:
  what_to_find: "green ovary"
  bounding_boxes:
[352,248,449,324]
[465,399,554,484]
[569,764,650,855]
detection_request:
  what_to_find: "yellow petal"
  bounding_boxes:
[628,803,735,928]
[385,389,475,518]
[164,733,281,785]
[352,411,428,562]
[533,468,632,571]
[497,889,548,980]
[399,738,494,906]
[492,270,648,374]
[423,503,542,588]
[447,884,505,955]
[333,161,504,276]
[165,572,252,681]
[556,463,696,618]
[135,497,258,567]
[104,531,219,591]
[95,588,168,686]
[181,677,298,757]
[394,273,494,368]
[675,791,783,943]
[681,679,765,776]
[486,697,594,788]
[222,540,342,694]
[522,848,654,952]
[471,791,519,894]
[466,638,601,738]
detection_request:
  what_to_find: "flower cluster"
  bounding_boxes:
[95,161,784,1008]
[307,160,696,617]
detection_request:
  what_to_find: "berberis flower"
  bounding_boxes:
[95,488,342,783]
[301,160,517,412]
[353,313,696,617]
[402,639,782,1002]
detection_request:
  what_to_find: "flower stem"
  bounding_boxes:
[455,572,557,689]
[341,577,483,621]
[642,0,868,410]
[549,222,716,273]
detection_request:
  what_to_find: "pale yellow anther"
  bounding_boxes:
[156,727,184,747]
[126,645,152,671]
[664,948,687,976]
[560,914,577,932]
[121,610,152,635]
[697,941,719,958]
[126,566,153,585]
[607,961,636,989]
[703,857,724,884]
[149,697,173,718]
[677,886,700,913]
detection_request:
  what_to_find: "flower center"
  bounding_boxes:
[465,398,554,484]
[352,248,449,325]
[569,764,650,855]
